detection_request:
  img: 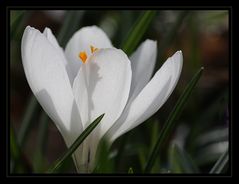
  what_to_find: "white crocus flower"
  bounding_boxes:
[21,25,183,173]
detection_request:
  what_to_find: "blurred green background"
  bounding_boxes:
[10,10,229,174]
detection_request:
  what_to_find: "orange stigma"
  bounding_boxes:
[78,45,98,64]
[78,52,87,63]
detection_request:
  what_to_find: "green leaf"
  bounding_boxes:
[33,112,49,172]
[113,11,137,47]
[47,114,105,173]
[121,10,157,55]
[10,11,25,27]
[10,125,20,162]
[57,10,85,47]
[157,11,189,60]
[114,133,129,169]
[10,10,26,39]
[187,89,228,153]
[209,149,228,174]
[128,167,134,174]
[93,138,114,173]
[144,67,204,173]
[11,124,32,173]
[138,145,147,171]
[18,96,39,147]
[169,143,200,173]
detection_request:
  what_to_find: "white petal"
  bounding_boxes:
[73,48,132,137]
[72,129,101,172]
[65,26,113,79]
[129,39,157,101]
[21,26,82,145]
[109,51,183,142]
[43,27,60,49]
[43,27,75,85]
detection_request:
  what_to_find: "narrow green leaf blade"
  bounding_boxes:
[10,125,21,173]
[10,125,20,162]
[18,96,39,146]
[121,10,157,55]
[157,11,189,62]
[11,124,32,173]
[10,10,26,39]
[47,114,105,173]
[114,134,129,169]
[128,167,134,174]
[57,10,85,47]
[33,112,49,172]
[144,67,204,173]
[93,138,113,173]
[209,149,228,174]
[169,143,199,173]
[10,11,25,27]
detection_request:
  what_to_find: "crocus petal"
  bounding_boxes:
[109,51,183,142]
[43,27,75,85]
[43,27,61,49]
[21,26,82,146]
[129,39,157,101]
[73,48,132,136]
[65,26,113,79]
[72,129,101,172]
[72,48,131,172]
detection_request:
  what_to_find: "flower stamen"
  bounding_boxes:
[79,52,87,63]
[78,45,98,64]
[90,45,98,53]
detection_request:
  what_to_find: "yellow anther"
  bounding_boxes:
[90,45,98,53]
[78,52,87,63]
[78,45,98,63]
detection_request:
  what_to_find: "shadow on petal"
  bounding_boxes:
[108,77,172,142]
[36,89,68,139]
[35,89,84,172]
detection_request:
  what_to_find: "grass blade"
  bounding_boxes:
[113,11,136,47]
[169,143,199,173]
[18,96,39,146]
[10,125,21,172]
[10,11,25,27]
[57,10,85,47]
[10,10,26,39]
[33,112,49,172]
[144,67,204,173]
[121,10,157,55]
[47,114,105,173]
[11,125,32,173]
[157,11,189,60]
[93,138,113,173]
[114,134,129,170]
[209,149,228,174]
[128,167,134,174]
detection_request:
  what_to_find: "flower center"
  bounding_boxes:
[78,45,98,64]
[79,52,87,63]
